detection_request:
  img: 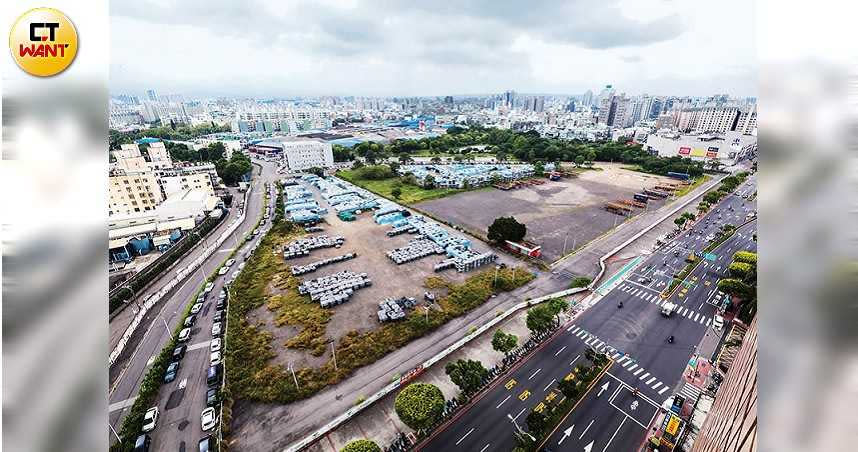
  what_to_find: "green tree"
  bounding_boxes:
[307,167,324,177]
[526,304,555,333]
[445,359,489,395]
[487,216,527,244]
[491,330,518,355]
[352,160,365,169]
[533,161,545,176]
[430,156,442,164]
[557,377,581,400]
[394,383,445,431]
[526,409,548,434]
[575,155,586,167]
[341,439,381,452]
[424,174,436,189]
[586,150,597,166]
[391,187,402,200]
[674,217,687,228]
[733,251,757,265]
[717,278,754,299]
[548,298,569,322]
[729,262,753,279]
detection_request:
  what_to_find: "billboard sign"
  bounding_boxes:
[678,146,691,155]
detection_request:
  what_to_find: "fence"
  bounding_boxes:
[109,188,251,367]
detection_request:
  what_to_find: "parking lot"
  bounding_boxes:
[415,164,678,263]
[246,178,515,369]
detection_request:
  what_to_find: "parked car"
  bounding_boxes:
[713,314,725,331]
[183,315,196,327]
[204,282,214,293]
[178,328,192,342]
[206,364,222,387]
[199,435,217,452]
[210,338,222,352]
[163,362,180,383]
[218,266,229,276]
[210,351,222,366]
[191,303,203,315]
[212,310,223,322]
[201,407,218,431]
[218,290,227,301]
[206,388,220,407]
[215,299,225,310]
[225,259,235,267]
[211,322,222,337]
[172,345,186,361]
[142,407,159,432]
[133,434,151,452]
[196,293,207,303]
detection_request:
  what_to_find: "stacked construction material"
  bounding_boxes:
[304,226,324,233]
[387,239,445,264]
[290,253,357,276]
[377,296,418,322]
[454,251,498,272]
[283,235,345,260]
[386,225,417,237]
[298,271,372,308]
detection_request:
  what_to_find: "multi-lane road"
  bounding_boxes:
[419,174,757,452]
[108,159,281,450]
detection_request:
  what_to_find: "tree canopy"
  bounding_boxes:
[445,359,489,395]
[491,329,518,355]
[487,216,527,244]
[394,383,445,431]
[341,439,381,452]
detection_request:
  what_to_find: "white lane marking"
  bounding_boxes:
[108,397,138,413]
[628,364,638,371]
[633,368,644,376]
[529,368,542,380]
[622,360,633,368]
[579,419,595,439]
[612,353,622,360]
[577,330,587,338]
[544,379,557,392]
[555,346,567,356]
[512,407,526,421]
[707,318,712,326]
[639,372,650,380]
[658,386,670,395]
[585,337,596,346]
[456,428,475,445]
[652,382,663,390]
[570,355,580,366]
[568,325,580,333]
[478,444,491,452]
[602,417,627,452]
[496,395,511,409]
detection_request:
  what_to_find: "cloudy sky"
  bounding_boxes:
[110,0,756,98]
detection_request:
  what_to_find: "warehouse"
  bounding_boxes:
[643,131,757,166]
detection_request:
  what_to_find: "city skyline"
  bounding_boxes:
[110,0,756,98]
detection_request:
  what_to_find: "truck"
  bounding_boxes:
[667,172,691,181]
[661,302,677,316]
[633,193,649,203]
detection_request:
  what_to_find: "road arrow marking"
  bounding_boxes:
[583,440,594,452]
[598,381,609,397]
[631,400,639,411]
[557,425,574,444]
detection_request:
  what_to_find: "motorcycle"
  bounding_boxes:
[668,335,674,343]
[618,301,623,308]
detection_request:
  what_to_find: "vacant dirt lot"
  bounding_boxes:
[415,164,678,263]
[248,182,515,369]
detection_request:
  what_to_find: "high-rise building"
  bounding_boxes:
[582,90,594,107]
[535,96,545,113]
[648,97,664,119]
[504,90,516,108]
[108,168,165,217]
[146,89,158,102]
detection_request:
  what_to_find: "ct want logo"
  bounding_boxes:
[9,7,78,77]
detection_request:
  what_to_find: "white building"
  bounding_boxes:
[247,137,333,171]
[109,168,165,216]
[157,165,217,199]
[643,131,757,166]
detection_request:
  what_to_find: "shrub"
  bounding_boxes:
[341,439,381,452]
[394,383,445,431]
[569,277,592,289]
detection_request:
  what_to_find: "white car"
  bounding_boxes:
[178,328,192,342]
[204,282,214,293]
[211,322,222,337]
[200,407,218,431]
[190,303,203,314]
[218,266,229,276]
[210,338,222,352]
[210,351,222,366]
[661,302,677,317]
[237,262,246,272]
[713,314,725,331]
[225,259,236,267]
[142,406,159,432]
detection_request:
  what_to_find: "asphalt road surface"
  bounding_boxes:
[418,175,757,452]
[108,159,280,450]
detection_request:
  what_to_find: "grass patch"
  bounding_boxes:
[224,225,535,406]
[338,170,466,205]
[674,175,710,197]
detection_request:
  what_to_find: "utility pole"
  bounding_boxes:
[288,362,300,390]
[331,341,338,371]
[563,234,569,255]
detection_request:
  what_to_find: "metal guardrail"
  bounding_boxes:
[109,188,252,366]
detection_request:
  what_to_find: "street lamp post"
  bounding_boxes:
[507,413,536,442]
[162,316,174,341]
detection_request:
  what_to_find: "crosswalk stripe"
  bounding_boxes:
[679,307,687,316]
[633,368,644,376]
[576,330,586,338]
[694,313,700,322]
[585,338,596,346]
[568,325,579,333]
[707,318,712,326]
[639,372,650,380]
[699,316,706,325]
[613,353,622,360]
[646,377,657,385]
[658,386,670,395]
[628,364,638,371]
[686,310,694,319]
[622,360,633,368]
[652,382,663,390]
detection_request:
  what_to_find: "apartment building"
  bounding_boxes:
[157,163,218,198]
[677,106,757,134]
[109,168,165,216]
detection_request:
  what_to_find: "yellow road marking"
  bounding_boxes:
[519,389,531,401]
[546,391,558,403]
[564,372,576,381]
[534,402,546,413]
[506,379,517,390]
